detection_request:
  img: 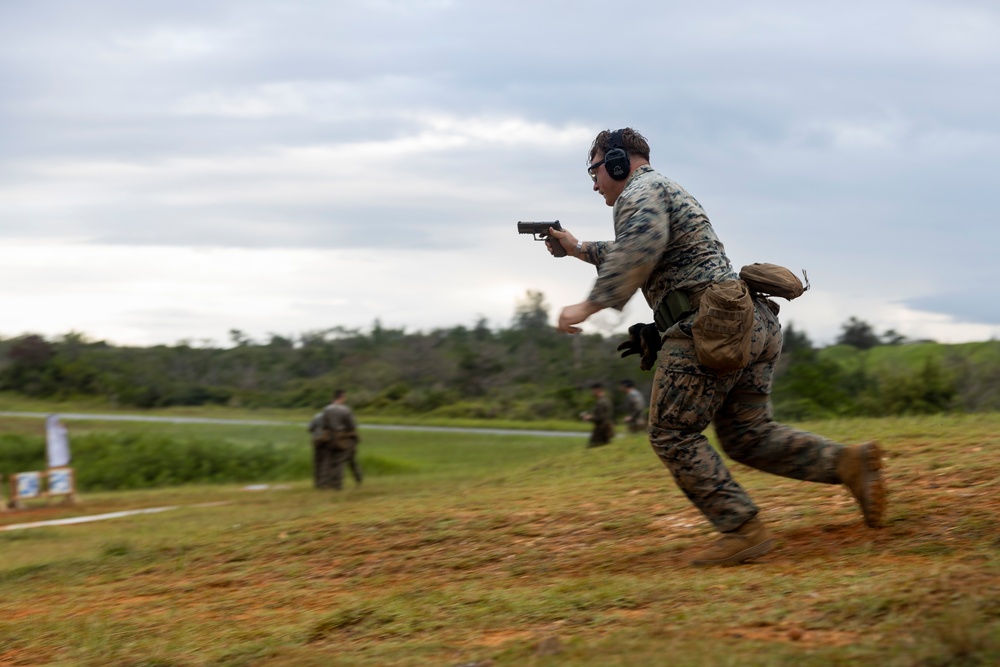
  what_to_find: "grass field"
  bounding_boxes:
[1,410,999,666]
[0,392,591,433]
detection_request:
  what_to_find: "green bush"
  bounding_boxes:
[0,432,309,492]
[0,434,47,472]
[73,432,308,491]
[0,431,420,492]
[868,359,956,416]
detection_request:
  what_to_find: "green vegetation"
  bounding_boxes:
[773,339,973,420]
[0,293,642,421]
[1,411,998,666]
[0,414,579,492]
[2,307,998,423]
[0,431,304,491]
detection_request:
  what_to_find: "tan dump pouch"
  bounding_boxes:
[692,280,754,371]
[332,430,358,451]
[312,428,334,446]
[739,263,806,300]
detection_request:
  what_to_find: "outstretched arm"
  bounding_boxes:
[557,300,603,334]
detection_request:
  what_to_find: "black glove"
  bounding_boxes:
[637,323,662,371]
[617,323,662,371]
[616,322,648,359]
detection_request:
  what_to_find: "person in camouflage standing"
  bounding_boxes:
[308,389,363,490]
[620,379,647,433]
[581,382,615,447]
[544,127,886,566]
[307,408,329,489]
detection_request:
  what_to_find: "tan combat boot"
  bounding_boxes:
[690,517,776,567]
[837,442,886,528]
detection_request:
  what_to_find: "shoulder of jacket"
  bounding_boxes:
[618,166,666,203]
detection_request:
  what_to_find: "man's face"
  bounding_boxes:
[588,150,625,207]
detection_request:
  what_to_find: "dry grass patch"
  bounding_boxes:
[0,414,999,665]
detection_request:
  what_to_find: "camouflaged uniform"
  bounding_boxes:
[624,387,647,433]
[588,394,614,448]
[580,165,847,533]
[311,403,363,490]
[307,411,327,489]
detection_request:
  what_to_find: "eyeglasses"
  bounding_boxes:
[587,158,607,183]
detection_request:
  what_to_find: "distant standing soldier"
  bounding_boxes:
[620,379,647,433]
[581,382,615,448]
[308,389,363,490]
[307,410,328,489]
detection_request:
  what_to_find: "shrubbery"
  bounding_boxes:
[0,432,420,492]
[772,342,960,421]
[72,432,303,490]
[1,312,997,422]
[0,432,303,491]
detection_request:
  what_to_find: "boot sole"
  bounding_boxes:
[858,442,886,528]
[691,538,776,567]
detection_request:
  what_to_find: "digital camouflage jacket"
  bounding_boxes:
[583,165,737,312]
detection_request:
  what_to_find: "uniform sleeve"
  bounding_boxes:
[579,240,612,267]
[586,183,671,310]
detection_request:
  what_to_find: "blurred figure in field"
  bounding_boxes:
[307,389,362,490]
[620,379,647,434]
[581,382,614,448]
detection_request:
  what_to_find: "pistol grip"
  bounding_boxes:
[546,236,567,258]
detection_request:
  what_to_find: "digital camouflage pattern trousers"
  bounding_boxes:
[588,421,615,448]
[649,298,846,533]
[314,442,363,490]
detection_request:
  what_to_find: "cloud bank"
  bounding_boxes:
[1,0,998,346]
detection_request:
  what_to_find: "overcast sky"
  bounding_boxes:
[1,0,998,347]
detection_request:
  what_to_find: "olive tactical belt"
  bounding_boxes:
[654,288,702,332]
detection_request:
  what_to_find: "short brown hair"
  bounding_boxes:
[589,128,650,163]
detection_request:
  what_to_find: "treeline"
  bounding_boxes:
[773,318,1000,419]
[1,294,997,421]
[0,292,643,420]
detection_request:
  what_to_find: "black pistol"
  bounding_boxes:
[517,220,566,257]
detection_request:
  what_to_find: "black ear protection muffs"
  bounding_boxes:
[604,129,630,181]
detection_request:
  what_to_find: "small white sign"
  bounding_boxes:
[15,472,42,499]
[48,468,74,495]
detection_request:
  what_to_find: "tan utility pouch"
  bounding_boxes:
[333,430,358,450]
[692,280,754,371]
[312,428,334,446]
[739,263,808,300]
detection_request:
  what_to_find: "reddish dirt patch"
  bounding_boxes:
[720,623,860,647]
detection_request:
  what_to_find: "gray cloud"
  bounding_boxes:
[907,292,1000,325]
[1,0,999,341]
